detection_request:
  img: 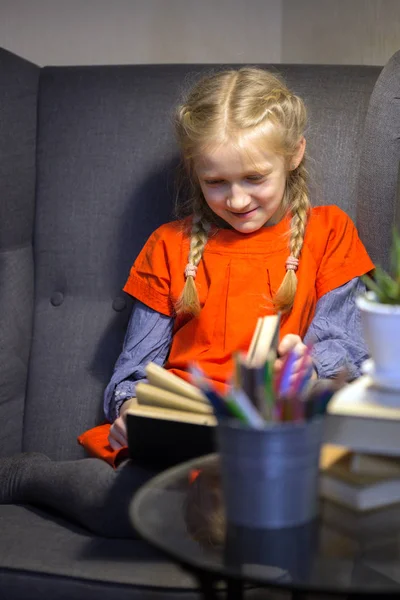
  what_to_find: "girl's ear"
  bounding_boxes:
[290,136,306,170]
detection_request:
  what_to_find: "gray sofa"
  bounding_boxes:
[0,47,399,599]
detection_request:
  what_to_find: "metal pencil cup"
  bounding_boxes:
[216,417,324,529]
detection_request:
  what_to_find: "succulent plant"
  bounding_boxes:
[362,228,400,305]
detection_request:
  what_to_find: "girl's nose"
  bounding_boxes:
[226,184,251,211]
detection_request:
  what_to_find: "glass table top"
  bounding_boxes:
[131,453,400,595]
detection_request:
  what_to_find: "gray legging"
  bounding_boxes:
[0,453,160,538]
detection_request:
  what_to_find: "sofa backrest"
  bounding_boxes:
[3,50,399,460]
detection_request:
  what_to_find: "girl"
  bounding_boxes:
[0,67,373,537]
[105,66,373,453]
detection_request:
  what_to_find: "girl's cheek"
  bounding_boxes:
[207,191,225,206]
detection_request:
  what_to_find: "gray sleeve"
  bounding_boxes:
[103,300,174,422]
[303,277,369,380]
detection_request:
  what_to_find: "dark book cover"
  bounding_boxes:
[127,413,216,468]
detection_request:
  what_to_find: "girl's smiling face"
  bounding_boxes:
[194,140,304,233]
[194,143,286,233]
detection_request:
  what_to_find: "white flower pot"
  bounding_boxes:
[356,292,400,386]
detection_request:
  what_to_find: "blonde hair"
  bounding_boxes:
[174,67,310,316]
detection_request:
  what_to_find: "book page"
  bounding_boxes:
[145,362,209,404]
[136,383,213,415]
[246,314,280,367]
[126,403,216,426]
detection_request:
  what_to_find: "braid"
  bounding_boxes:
[273,161,310,313]
[175,200,211,316]
[189,213,210,267]
[289,162,309,257]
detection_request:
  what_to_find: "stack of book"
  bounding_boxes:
[319,368,400,515]
[324,375,400,456]
[320,446,400,512]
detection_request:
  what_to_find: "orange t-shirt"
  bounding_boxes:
[123,205,374,390]
[78,205,374,466]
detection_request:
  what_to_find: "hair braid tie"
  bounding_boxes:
[185,263,198,279]
[285,256,299,272]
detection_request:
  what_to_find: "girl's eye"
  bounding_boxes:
[204,179,224,185]
[246,175,265,182]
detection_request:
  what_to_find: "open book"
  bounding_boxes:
[245,313,280,366]
[126,363,216,466]
[126,315,280,465]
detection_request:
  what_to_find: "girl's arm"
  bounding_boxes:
[103,300,174,422]
[304,277,368,380]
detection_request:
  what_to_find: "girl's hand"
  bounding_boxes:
[108,398,136,451]
[274,334,316,380]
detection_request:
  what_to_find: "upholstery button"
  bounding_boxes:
[51,292,64,306]
[112,297,127,312]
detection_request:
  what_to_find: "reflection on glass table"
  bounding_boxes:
[131,453,400,599]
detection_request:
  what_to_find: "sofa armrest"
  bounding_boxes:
[0,48,39,455]
[357,49,400,271]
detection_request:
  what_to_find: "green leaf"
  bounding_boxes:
[362,227,400,304]
[362,274,382,297]
[374,268,400,300]
[362,269,400,304]
[391,227,400,281]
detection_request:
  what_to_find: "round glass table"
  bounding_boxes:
[130,453,400,599]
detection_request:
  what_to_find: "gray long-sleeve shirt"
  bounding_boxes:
[103,277,369,422]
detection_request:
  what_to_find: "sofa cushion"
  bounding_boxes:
[0,504,202,598]
[0,505,279,600]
